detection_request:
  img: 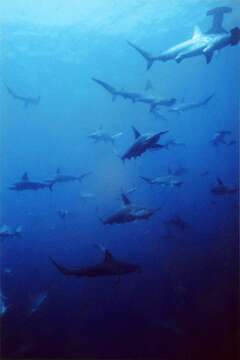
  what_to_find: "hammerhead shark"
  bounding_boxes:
[50,247,141,278]
[92,78,141,102]
[88,126,123,145]
[127,7,240,69]
[0,225,22,240]
[211,178,238,195]
[48,168,91,185]
[9,172,54,191]
[169,94,214,114]
[140,174,182,187]
[5,84,41,107]
[121,126,169,161]
[210,131,231,146]
[98,193,159,225]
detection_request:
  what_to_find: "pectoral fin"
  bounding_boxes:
[203,47,214,64]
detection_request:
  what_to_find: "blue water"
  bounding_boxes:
[1,1,239,359]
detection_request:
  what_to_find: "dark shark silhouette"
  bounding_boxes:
[210,131,231,146]
[50,248,141,277]
[5,84,41,107]
[9,173,54,191]
[140,175,182,187]
[92,78,141,102]
[211,178,238,195]
[98,193,159,225]
[127,7,240,68]
[121,126,169,161]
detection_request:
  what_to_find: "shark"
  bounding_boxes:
[9,172,54,191]
[5,84,41,107]
[210,131,231,146]
[49,168,91,185]
[127,7,240,68]
[164,139,186,148]
[211,178,238,196]
[121,126,169,161]
[50,247,141,278]
[88,126,123,145]
[57,209,70,219]
[169,94,214,114]
[165,215,190,230]
[92,78,141,102]
[29,290,49,315]
[0,225,22,240]
[98,193,159,225]
[0,291,8,317]
[140,175,183,187]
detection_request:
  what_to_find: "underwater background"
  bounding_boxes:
[0,0,239,359]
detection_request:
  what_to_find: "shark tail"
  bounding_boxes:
[48,181,55,191]
[140,176,152,184]
[127,41,155,70]
[49,257,73,275]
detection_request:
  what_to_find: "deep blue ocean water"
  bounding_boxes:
[0,1,239,359]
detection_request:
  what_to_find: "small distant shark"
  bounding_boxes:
[29,290,49,316]
[50,247,141,278]
[121,126,169,161]
[168,166,188,177]
[5,84,41,107]
[80,192,95,200]
[57,209,70,219]
[127,7,240,68]
[9,172,54,191]
[88,126,123,145]
[140,175,182,187]
[210,131,231,146]
[169,94,214,114]
[164,139,186,148]
[165,215,190,230]
[211,178,238,196]
[98,193,159,225]
[49,168,91,185]
[0,225,22,240]
[0,291,8,317]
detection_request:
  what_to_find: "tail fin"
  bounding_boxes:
[49,257,72,275]
[48,181,54,191]
[127,41,155,70]
[15,226,23,237]
[78,172,92,182]
[95,207,105,225]
[140,176,152,184]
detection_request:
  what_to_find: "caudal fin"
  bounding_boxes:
[127,41,156,70]
[230,27,240,46]
[49,257,72,275]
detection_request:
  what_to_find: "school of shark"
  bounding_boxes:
[1,4,239,358]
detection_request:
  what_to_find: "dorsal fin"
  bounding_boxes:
[132,126,141,139]
[121,193,131,206]
[104,250,113,263]
[22,172,29,181]
[193,26,202,39]
[217,177,223,186]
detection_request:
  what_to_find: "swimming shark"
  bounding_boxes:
[29,290,49,315]
[211,178,238,196]
[49,168,91,185]
[140,175,182,187]
[121,126,169,161]
[50,248,141,278]
[98,193,159,225]
[164,139,186,148]
[92,78,141,102]
[169,94,214,114]
[57,209,70,219]
[127,7,240,68]
[0,291,8,317]
[210,131,231,146]
[9,172,54,191]
[5,84,41,107]
[0,225,22,240]
[165,215,190,230]
[88,126,123,145]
